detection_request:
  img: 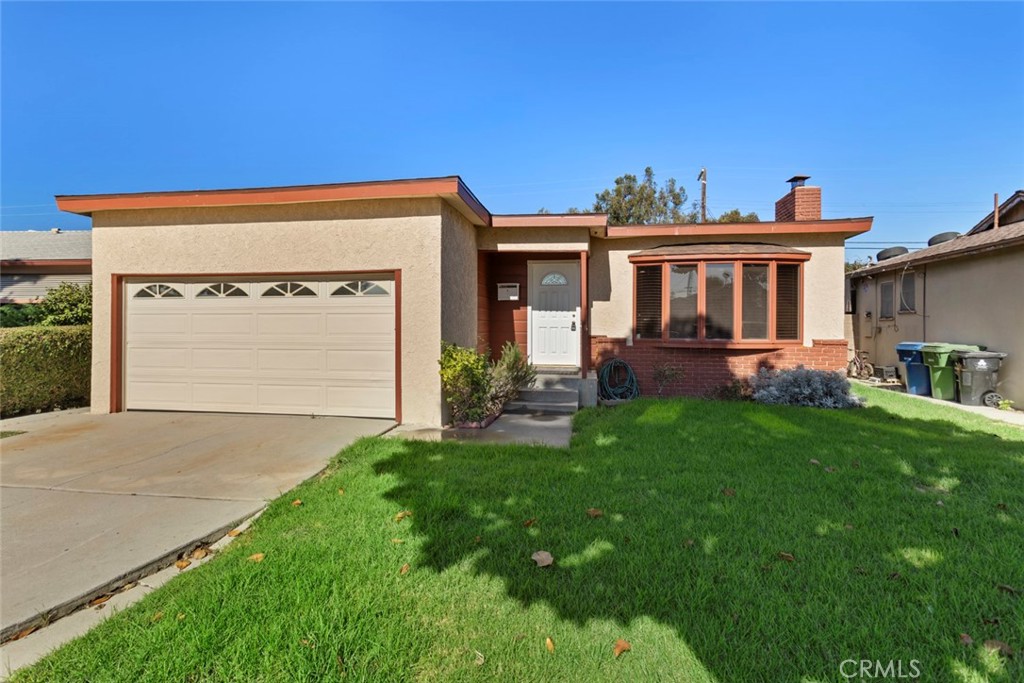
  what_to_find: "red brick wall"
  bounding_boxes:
[590,337,848,396]
[774,186,821,222]
[477,253,490,354]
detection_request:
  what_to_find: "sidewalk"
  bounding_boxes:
[856,380,1024,427]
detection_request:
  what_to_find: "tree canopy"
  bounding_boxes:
[545,167,758,224]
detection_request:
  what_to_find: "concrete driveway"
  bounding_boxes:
[0,411,391,639]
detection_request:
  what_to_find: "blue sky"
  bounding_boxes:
[2,2,1022,259]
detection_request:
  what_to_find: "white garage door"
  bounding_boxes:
[124,277,396,418]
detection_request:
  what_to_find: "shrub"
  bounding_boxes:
[652,363,684,396]
[490,341,536,408]
[748,365,862,409]
[439,341,493,424]
[0,325,91,416]
[39,282,92,326]
[0,304,44,328]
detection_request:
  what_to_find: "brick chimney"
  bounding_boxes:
[775,175,821,221]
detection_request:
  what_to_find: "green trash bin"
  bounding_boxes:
[921,343,982,400]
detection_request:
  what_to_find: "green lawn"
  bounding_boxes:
[14,387,1024,682]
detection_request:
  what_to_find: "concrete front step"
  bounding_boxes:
[518,388,578,404]
[505,400,579,416]
[532,374,582,391]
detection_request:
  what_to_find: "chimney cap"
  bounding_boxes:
[786,175,811,189]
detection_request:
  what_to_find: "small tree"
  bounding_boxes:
[39,282,92,326]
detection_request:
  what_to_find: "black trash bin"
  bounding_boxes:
[953,351,1007,407]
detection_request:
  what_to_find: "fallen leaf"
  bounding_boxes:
[151,611,164,623]
[400,563,410,575]
[959,633,974,645]
[722,487,736,497]
[852,460,861,468]
[684,538,695,547]
[586,508,603,518]
[227,529,242,537]
[391,538,404,544]
[12,626,38,640]
[778,551,795,562]
[982,616,1001,626]
[474,650,485,666]
[191,547,209,560]
[809,459,820,466]
[474,536,482,544]
[844,524,854,530]
[984,640,1014,657]
[292,499,303,507]
[936,500,945,507]
[545,637,555,653]
[300,638,315,649]
[888,571,903,581]
[532,550,554,567]
[175,559,191,570]
[176,613,186,621]
[995,502,1008,511]
[996,584,1019,596]
[523,518,537,527]
[248,553,265,563]
[613,639,632,658]
[120,582,137,592]
[89,594,112,607]
[824,466,837,473]
[395,510,412,523]
[338,488,345,495]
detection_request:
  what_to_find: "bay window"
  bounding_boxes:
[630,246,808,346]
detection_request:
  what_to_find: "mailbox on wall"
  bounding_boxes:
[497,283,520,301]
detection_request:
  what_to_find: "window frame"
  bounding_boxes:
[630,255,806,348]
[898,271,916,314]
[879,280,895,319]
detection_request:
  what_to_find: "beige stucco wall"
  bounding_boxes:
[590,233,848,344]
[925,248,1024,402]
[476,226,591,252]
[850,272,925,369]
[439,203,479,348]
[90,197,448,426]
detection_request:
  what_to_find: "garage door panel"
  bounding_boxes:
[128,347,189,370]
[257,349,323,372]
[125,278,396,418]
[326,349,393,373]
[192,383,257,409]
[192,348,256,371]
[193,314,253,336]
[128,314,189,336]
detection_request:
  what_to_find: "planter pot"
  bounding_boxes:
[454,411,501,429]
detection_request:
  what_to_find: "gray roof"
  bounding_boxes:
[966,190,1024,235]
[0,230,92,261]
[850,220,1024,277]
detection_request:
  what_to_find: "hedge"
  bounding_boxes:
[0,325,91,417]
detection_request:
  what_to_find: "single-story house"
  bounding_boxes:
[0,229,92,303]
[846,190,1024,403]
[55,175,871,426]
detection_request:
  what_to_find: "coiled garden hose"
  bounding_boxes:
[598,358,640,401]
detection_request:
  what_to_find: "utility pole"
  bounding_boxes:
[697,168,707,223]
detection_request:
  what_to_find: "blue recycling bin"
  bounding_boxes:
[896,342,931,396]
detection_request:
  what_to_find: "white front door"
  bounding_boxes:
[528,261,581,366]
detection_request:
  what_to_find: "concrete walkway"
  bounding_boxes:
[857,380,1024,427]
[0,411,391,641]
[389,412,572,448]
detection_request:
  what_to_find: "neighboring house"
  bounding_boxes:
[55,175,871,426]
[0,229,92,303]
[847,190,1024,403]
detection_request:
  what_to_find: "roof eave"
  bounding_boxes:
[606,217,872,238]
[850,234,1024,277]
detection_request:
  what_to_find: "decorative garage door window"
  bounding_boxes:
[331,281,390,296]
[262,282,317,297]
[134,284,183,298]
[196,283,247,298]
[540,272,568,286]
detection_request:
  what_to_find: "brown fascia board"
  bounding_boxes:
[0,258,92,272]
[850,234,1024,278]
[605,217,872,238]
[490,213,609,229]
[55,176,493,226]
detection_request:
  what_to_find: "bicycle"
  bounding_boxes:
[847,350,875,380]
